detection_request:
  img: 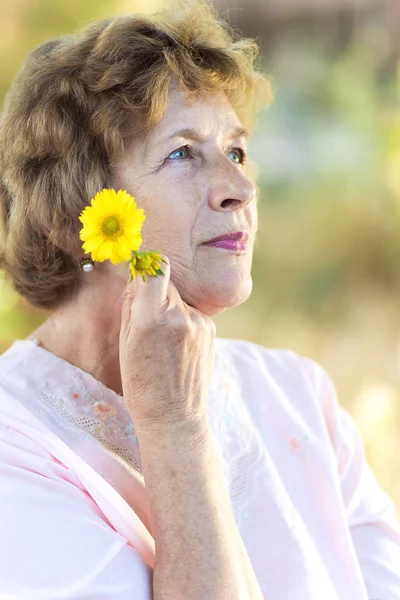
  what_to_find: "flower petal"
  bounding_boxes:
[91,240,114,262]
[78,188,146,264]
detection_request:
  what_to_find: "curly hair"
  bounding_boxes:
[0,0,271,310]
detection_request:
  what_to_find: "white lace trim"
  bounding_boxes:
[39,387,143,473]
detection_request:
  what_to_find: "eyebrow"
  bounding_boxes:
[163,125,250,143]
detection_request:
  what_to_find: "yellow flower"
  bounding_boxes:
[129,251,166,281]
[78,189,145,264]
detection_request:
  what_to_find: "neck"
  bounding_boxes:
[27,271,126,396]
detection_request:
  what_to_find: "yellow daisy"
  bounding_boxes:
[129,251,167,281]
[78,189,145,264]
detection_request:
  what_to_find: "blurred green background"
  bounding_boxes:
[1,0,400,515]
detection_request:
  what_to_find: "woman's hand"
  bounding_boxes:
[118,255,216,434]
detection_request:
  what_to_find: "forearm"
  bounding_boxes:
[135,419,263,600]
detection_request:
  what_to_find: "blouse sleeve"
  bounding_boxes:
[0,423,153,599]
[301,356,400,600]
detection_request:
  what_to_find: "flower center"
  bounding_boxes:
[101,215,120,236]
[135,254,151,270]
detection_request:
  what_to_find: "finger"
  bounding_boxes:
[135,253,171,306]
[119,275,138,328]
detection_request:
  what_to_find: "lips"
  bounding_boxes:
[202,231,249,245]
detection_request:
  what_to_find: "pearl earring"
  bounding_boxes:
[79,257,94,272]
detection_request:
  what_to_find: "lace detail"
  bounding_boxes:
[39,380,143,473]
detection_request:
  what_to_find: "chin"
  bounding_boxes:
[182,278,253,317]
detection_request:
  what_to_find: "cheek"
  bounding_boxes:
[140,199,194,254]
[134,172,198,250]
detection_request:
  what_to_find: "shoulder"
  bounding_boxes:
[215,337,334,434]
[0,340,26,381]
[216,336,325,392]
[0,343,78,482]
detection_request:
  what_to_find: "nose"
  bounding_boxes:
[206,158,256,213]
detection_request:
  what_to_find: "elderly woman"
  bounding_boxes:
[0,2,399,599]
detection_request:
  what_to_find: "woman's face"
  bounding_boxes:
[113,85,258,317]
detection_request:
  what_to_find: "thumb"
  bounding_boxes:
[135,254,171,306]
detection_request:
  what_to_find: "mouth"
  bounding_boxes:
[202,231,249,244]
[201,231,249,252]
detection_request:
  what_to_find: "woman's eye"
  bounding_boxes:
[167,145,191,160]
[228,148,246,164]
[167,145,246,163]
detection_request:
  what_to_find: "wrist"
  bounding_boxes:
[135,416,211,452]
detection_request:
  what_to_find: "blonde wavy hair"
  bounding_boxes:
[0,0,271,310]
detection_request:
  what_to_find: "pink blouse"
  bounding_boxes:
[0,337,399,599]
